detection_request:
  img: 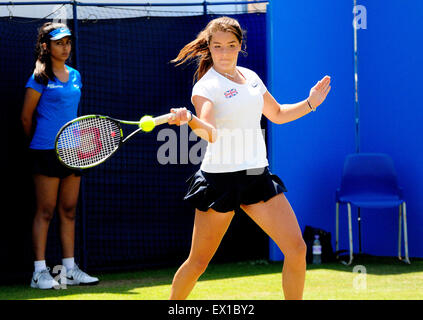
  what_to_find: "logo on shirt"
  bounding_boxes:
[251,82,259,88]
[224,88,238,99]
[47,84,63,89]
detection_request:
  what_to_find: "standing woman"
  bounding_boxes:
[168,17,331,300]
[21,22,98,289]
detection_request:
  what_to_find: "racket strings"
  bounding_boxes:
[57,117,121,168]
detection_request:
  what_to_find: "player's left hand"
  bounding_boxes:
[169,107,190,126]
[308,75,331,110]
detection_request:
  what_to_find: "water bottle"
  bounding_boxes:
[312,235,322,264]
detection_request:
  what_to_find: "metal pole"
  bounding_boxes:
[358,207,362,254]
[72,1,79,68]
[203,1,207,15]
[0,1,73,5]
[0,1,269,8]
[353,0,362,256]
[353,0,360,154]
[71,0,86,271]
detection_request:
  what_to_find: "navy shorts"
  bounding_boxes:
[184,167,287,213]
[29,149,82,179]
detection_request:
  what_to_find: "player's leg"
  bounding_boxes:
[31,174,60,289]
[240,193,306,300]
[57,174,81,259]
[57,174,98,285]
[32,174,60,261]
[170,208,235,300]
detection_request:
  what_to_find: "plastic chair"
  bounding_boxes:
[335,153,410,265]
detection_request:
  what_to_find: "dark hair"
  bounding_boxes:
[33,22,70,85]
[171,16,246,83]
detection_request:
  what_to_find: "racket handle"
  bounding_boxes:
[154,113,176,126]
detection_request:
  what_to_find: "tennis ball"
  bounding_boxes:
[139,115,155,132]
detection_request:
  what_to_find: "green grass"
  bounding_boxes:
[1,256,422,300]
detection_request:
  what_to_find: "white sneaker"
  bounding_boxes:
[30,268,59,289]
[65,265,99,286]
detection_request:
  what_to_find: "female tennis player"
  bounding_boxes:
[21,22,98,289]
[168,16,331,300]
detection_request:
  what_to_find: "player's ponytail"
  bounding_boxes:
[171,16,246,83]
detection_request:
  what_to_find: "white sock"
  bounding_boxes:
[34,260,47,273]
[62,257,75,271]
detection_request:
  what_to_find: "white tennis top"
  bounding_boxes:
[191,66,269,173]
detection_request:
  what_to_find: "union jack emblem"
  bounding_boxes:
[224,88,238,99]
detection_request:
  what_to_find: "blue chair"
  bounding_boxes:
[335,153,410,265]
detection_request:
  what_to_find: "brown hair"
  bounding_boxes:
[33,22,70,85]
[171,16,246,83]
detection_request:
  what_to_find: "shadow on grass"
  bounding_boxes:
[0,260,282,300]
[1,255,422,300]
[307,254,423,275]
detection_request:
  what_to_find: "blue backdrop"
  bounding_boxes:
[267,0,423,259]
[357,0,423,257]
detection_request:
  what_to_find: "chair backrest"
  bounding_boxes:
[339,153,400,197]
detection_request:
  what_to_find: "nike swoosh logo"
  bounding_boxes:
[66,276,74,280]
[33,278,38,284]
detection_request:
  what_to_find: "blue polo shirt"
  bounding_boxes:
[25,65,82,149]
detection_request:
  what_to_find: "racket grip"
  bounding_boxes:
[154,113,176,126]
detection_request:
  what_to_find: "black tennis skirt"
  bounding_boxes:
[29,149,82,179]
[184,166,287,213]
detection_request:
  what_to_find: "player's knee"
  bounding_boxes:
[36,205,56,221]
[190,258,210,275]
[286,238,307,262]
[59,203,77,220]
[297,239,307,259]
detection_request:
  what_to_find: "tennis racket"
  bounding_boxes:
[55,113,175,169]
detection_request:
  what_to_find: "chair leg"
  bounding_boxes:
[398,204,402,261]
[357,207,362,254]
[342,203,354,266]
[336,202,339,255]
[402,202,411,264]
